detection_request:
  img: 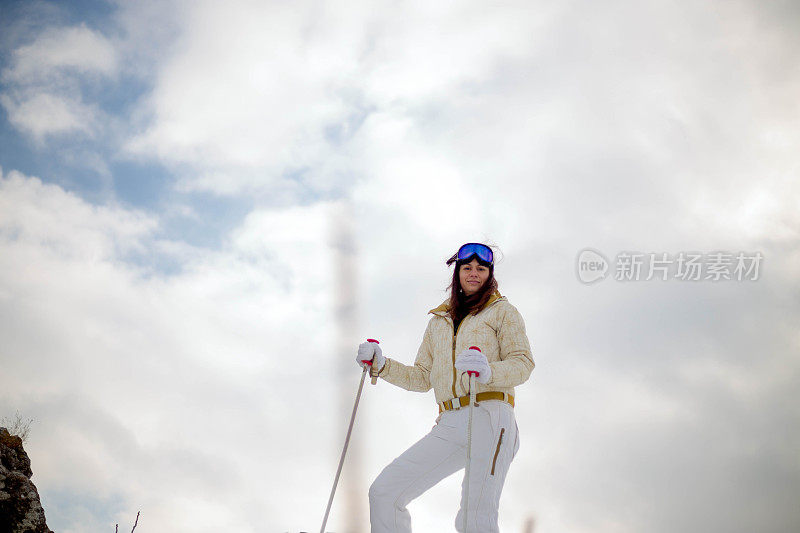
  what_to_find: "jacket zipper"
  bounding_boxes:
[451,318,464,398]
[445,296,504,398]
[491,428,505,475]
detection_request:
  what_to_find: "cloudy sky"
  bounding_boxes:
[1,1,799,532]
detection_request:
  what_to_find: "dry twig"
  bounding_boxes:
[0,411,34,443]
[114,511,140,533]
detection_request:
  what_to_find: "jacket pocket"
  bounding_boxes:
[490,428,505,475]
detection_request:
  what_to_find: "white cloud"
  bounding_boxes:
[0,169,155,259]
[124,0,360,193]
[123,0,550,197]
[355,2,548,104]
[3,24,118,84]
[0,169,348,532]
[0,92,99,140]
[0,24,118,141]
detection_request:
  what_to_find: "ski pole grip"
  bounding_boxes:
[467,347,481,378]
[366,338,380,384]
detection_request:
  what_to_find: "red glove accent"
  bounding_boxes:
[362,338,380,365]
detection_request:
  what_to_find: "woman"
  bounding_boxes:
[356,242,534,532]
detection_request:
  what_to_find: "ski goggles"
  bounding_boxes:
[454,242,493,265]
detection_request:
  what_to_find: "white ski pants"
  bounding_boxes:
[369,400,519,532]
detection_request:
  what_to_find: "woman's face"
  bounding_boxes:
[459,258,491,296]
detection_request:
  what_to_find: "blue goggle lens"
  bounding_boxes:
[457,243,493,264]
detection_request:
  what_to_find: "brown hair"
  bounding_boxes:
[446,257,498,324]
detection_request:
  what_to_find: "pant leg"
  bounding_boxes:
[369,412,466,533]
[370,402,520,533]
[455,401,519,533]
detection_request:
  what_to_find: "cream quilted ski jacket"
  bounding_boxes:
[377,291,534,405]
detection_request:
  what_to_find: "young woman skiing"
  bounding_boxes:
[356,242,534,532]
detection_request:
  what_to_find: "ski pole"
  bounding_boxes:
[320,338,380,533]
[463,346,481,533]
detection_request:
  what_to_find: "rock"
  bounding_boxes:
[0,427,53,533]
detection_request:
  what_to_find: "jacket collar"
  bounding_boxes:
[428,290,504,317]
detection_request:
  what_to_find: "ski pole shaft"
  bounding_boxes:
[320,365,368,533]
[463,346,481,533]
[464,371,477,533]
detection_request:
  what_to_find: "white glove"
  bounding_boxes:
[454,348,491,384]
[356,341,385,373]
